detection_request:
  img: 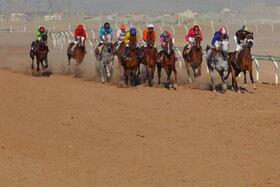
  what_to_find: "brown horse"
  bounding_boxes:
[121,34,141,86]
[30,33,49,76]
[227,33,256,92]
[158,40,177,89]
[67,37,85,74]
[115,41,126,68]
[183,35,203,83]
[142,32,157,86]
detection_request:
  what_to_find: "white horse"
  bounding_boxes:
[95,34,114,84]
[206,40,230,92]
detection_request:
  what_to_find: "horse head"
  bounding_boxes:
[221,40,229,59]
[147,32,154,48]
[41,33,48,43]
[130,34,137,51]
[165,39,172,56]
[246,33,254,49]
[105,34,113,52]
[194,35,201,49]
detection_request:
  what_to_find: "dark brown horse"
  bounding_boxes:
[227,33,256,92]
[158,40,177,89]
[142,32,157,86]
[30,33,49,76]
[67,37,85,74]
[121,34,141,86]
[183,35,203,83]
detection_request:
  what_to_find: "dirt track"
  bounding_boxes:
[1,29,280,186]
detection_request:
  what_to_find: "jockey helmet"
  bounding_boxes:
[194,25,200,31]
[242,25,248,32]
[39,27,45,33]
[130,28,137,35]
[77,25,83,30]
[120,24,126,30]
[219,27,227,36]
[147,24,154,29]
[104,22,110,30]
[163,31,170,37]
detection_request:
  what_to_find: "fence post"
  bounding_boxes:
[158,26,163,34]
[254,24,258,32]
[170,25,175,36]
[137,27,143,38]
[270,57,278,85]
[184,26,188,34]
[253,56,260,82]
[91,29,95,39]
[210,25,214,35]
[270,24,274,32]
[174,47,182,69]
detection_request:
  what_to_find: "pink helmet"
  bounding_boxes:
[219,27,227,35]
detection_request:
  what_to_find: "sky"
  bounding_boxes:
[1,0,280,14]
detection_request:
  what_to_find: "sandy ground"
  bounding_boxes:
[0,25,280,186]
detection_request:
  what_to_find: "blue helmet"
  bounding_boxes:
[130,28,137,35]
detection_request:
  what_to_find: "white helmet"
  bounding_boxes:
[147,24,154,28]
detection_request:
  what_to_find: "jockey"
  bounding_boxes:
[95,22,113,55]
[143,23,157,53]
[32,27,48,52]
[122,28,139,60]
[157,31,173,64]
[69,24,87,54]
[232,25,252,61]
[209,27,229,61]
[115,24,128,51]
[184,25,203,54]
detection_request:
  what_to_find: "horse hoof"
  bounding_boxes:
[212,89,217,92]
[253,84,257,90]
[243,84,247,88]
[188,78,192,84]
[174,83,178,89]
[67,62,70,65]
[101,77,105,84]
[107,73,111,78]
[237,90,241,94]
[222,84,227,90]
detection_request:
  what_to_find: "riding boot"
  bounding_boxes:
[232,50,237,61]
[70,44,77,54]
[210,50,216,62]
[123,47,129,60]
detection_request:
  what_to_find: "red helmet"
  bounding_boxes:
[219,27,227,35]
[39,27,45,33]
[194,25,200,31]
[77,25,84,30]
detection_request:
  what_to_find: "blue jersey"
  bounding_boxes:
[99,26,113,37]
[211,31,229,45]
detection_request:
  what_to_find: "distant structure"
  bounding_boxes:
[47,0,72,13]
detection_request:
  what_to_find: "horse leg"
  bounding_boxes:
[100,61,105,84]
[105,63,111,80]
[132,67,138,86]
[192,66,197,78]
[44,57,48,69]
[157,63,162,84]
[137,64,141,78]
[234,70,241,93]
[243,70,247,87]
[219,70,227,90]
[145,65,151,86]
[184,59,192,83]
[165,65,171,89]
[173,65,178,88]
[249,66,257,89]
[151,66,156,86]
[124,68,129,85]
[197,64,202,77]
[209,67,216,92]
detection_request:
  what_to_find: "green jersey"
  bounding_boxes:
[35,29,47,40]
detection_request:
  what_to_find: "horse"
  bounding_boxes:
[157,39,177,89]
[226,33,256,92]
[142,31,157,86]
[95,34,114,84]
[67,37,86,74]
[183,35,203,83]
[206,40,230,92]
[30,33,49,76]
[121,34,141,86]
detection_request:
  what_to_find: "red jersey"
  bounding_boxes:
[185,28,203,42]
[75,29,87,39]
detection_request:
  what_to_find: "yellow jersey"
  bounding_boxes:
[124,31,138,44]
